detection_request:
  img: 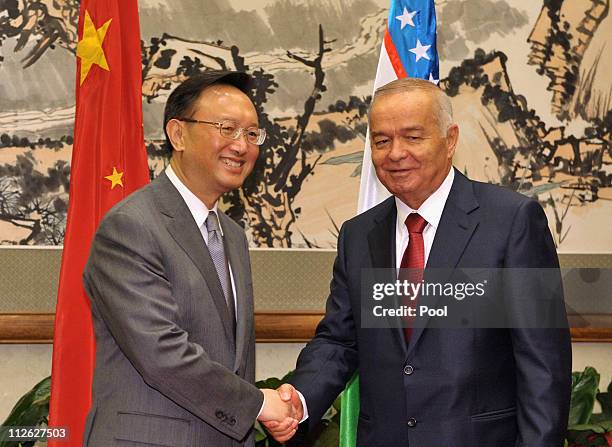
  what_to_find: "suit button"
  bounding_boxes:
[229,417,236,426]
[215,410,224,419]
[404,365,414,375]
[407,418,417,427]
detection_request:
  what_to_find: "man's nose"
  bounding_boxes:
[230,132,249,154]
[388,138,409,161]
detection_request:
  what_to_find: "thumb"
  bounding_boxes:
[277,383,295,402]
[290,388,303,419]
[290,388,301,407]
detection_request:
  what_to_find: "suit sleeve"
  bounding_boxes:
[83,210,263,441]
[504,199,572,447]
[289,223,359,430]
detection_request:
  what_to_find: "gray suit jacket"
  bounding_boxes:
[82,172,263,446]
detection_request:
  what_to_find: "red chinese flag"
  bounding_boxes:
[48,0,149,444]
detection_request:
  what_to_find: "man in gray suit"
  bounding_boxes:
[82,71,298,446]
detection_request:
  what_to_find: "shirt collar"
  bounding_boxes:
[395,167,455,232]
[165,165,223,236]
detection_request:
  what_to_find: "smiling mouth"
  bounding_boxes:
[221,157,244,168]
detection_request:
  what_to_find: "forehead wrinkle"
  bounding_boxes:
[399,125,425,132]
[370,130,389,138]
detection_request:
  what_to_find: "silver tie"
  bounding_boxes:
[205,212,236,332]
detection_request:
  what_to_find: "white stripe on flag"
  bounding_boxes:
[357,38,398,213]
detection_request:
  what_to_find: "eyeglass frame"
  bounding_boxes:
[175,118,266,146]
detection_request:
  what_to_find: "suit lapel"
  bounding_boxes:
[366,198,408,357]
[406,170,480,357]
[367,206,395,271]
[154,173,235,343]
[220,213,253,373]
[426,171,479,270]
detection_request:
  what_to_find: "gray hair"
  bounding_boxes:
[370,78,453,135]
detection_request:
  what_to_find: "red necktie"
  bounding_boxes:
[399,213,428,342]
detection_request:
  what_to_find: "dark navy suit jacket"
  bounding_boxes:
[290,169,571,447]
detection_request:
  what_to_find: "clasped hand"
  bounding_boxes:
[257,384,304,442]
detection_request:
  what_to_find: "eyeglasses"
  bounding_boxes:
[176,118,266,146]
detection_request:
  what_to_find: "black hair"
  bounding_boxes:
[162,70,252,155]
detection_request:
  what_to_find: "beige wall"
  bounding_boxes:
[0,345,52,422]
[1,342,611,423]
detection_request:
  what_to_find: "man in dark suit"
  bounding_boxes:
[82,71,297,446]
[264,78,572,446]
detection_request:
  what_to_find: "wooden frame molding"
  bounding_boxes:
[0,313,611,343]
[0,314,56,344]
[254,312,324,342]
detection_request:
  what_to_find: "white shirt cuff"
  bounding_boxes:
[296,390,309,423]
[257,392,265,418]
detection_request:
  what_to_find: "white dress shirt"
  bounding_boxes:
[395,167,454,271]
[299,167,455,424]
[165,165,238,319]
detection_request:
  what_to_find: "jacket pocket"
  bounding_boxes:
[115,411,191,447]
[471,407,516,422]
[358,412,371,422]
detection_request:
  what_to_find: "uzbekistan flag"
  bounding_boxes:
[357,0,439,213]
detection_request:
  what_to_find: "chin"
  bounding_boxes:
[388,182,419,196]
[221,178,245,191]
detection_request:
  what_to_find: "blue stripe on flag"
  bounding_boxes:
[387,0,439,80]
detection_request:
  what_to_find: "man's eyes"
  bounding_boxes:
[374,135,420,147]
[374,138,390,147]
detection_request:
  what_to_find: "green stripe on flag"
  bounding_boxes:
[339,373,360,446]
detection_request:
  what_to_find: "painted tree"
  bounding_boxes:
[0,0,79,67]
[0,150,69,244]
[226,26,356,247]
[142,26,365,247]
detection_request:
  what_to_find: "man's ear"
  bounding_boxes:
[446,124,459,159]
[166,119,185,152]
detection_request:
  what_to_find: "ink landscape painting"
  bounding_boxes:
[0,0,609,251]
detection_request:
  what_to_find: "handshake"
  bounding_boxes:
[256,384,304,442]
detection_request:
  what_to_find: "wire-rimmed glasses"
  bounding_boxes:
[177,118,266,146]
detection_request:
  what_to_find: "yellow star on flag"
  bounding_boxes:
[76,11,112,85]
[104,167,124,189]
